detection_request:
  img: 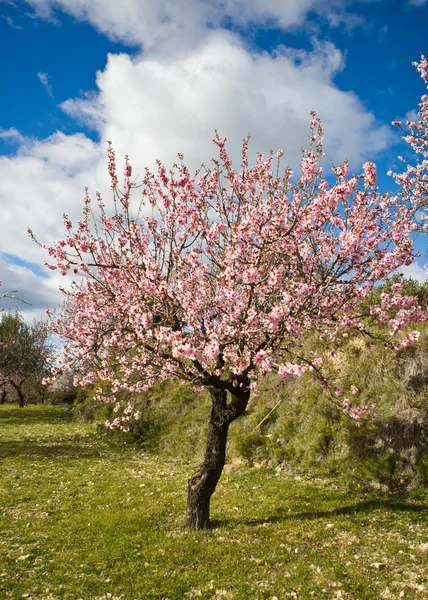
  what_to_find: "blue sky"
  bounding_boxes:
[1,8,137,144]
[1,0,428,317]
[1,1,427,147]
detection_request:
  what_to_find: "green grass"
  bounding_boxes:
[1,405,428,600]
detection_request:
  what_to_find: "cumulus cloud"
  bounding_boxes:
[405,109,419,122]
[61,33,391,174]
[0,0,398,314]
[0,254,65,321]
[0,131,103,262]
[0,131,106,317]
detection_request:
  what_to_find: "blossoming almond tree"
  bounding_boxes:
[31,101,427,528]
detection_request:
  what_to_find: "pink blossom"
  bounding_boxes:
[37,102,425,438]
[362,162,377,187]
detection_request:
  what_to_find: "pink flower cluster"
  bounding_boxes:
[342,398,376,423]
[278,362,311,380]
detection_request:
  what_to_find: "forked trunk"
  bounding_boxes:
[185,385,250,530]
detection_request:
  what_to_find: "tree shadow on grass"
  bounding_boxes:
[0,406,73,425]
[0,435,102,460]
[211,499,428,529]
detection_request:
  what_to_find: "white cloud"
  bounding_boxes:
[0,254,65,321]
[2,14,24,30]
[0,1,398,315]
[398,262,428,283]
[37,71,54,97]
[408,0,428,6]
[60,92,104,132]
[405,109,418,123]
[0,131,106,318]
[0,127,26,145]
[22,0,374,52]
[0,131,103,262]
[323,7,367,31]
[62,33,390,174]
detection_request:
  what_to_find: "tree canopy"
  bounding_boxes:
[0,312,52,407]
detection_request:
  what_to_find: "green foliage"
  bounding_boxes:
[123,380,211,458]
[0,311,52,406]
[344,416,428,492]
[233,431,265,463]
[73,380,211,459]
[72,386,107,422]
[48,388,77,406]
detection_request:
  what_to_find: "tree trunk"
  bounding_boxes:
[0,389,6,405]
[185,385,250,530]
[10,380,25,408]
[16,388,25,408]
[39,386,47,405]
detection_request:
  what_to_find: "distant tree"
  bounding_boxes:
[0,376,13,404]
[33,62,428,529]
[0,312,52,407]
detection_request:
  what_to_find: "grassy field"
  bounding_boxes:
[1,405,428,600]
